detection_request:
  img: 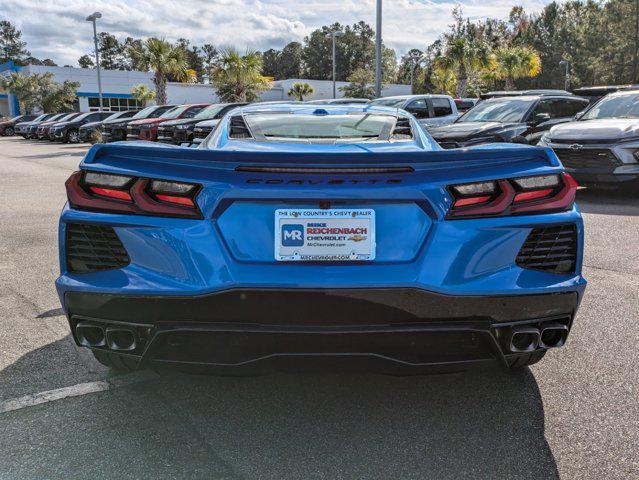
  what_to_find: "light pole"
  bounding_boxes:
[375,0,382,98]
[86,12,103,111]
[326,31,344,98]
[559,60,570,92]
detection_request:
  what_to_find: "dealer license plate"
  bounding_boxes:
[275,209,375,261]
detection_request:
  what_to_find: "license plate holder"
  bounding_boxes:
[275,209,375,262]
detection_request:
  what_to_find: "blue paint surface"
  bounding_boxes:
[55,105,586,311]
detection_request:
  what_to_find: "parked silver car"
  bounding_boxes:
[538,89,639,186]
[368,94,459,129]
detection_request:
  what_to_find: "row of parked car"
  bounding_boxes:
[2,85,638,186]
[0,102,251,146]
[368,87,639,186]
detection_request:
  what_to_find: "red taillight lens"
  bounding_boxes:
[66,171,202,218]
[454,195,492,207]
[513,188,554,203]
[154,194,194,206]
[89,187,133,202]
[448,173,576,218]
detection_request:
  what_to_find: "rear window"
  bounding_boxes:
[432,98,453,116]
[242,113,397,141]
[455,99,476,111]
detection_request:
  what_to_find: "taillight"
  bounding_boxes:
[65,171,202,218]
[447,173,577,218]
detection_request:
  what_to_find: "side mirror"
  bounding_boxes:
[533,112,551,124]
[574,110,585,120]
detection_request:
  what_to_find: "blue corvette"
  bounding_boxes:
[56,103,585,373]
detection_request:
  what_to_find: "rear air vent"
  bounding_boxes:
[235,166,414,174]
[390,116,413,140]
[516,224,577,273]
[66,223,130,273]
[228,116,252,139]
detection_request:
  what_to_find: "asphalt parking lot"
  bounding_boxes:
[0,136,637,479]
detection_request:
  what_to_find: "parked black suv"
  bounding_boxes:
[157,103,246,144]
[79,110,138,143]
[50,111,113,143]
[101,105,175,142]
[430,95,589,148]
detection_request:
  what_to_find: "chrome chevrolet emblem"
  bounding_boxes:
[569,143,583,151]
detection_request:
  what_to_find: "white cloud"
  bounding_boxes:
[1,0,554,66]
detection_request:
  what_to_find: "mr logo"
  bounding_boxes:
[282,224,304,247]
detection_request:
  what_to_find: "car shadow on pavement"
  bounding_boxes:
[0,337,559,480]
[576,187,639,216]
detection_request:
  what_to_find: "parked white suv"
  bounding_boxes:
[368,95,458,130]
[538,89,639,186]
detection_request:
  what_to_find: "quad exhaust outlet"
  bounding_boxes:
[539,322,569,349]
[75,322,138,352]
[105,328,137,351]
[75,323,106,347]
[509,326,540,353]
[501,320,571,354]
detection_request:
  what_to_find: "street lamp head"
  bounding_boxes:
[86,12,102,22]
[559,60,569,66]
[326,31,344,38]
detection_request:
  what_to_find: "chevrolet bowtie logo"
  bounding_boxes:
[569,144,583,150]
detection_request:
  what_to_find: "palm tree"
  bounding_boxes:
[431,57,457,96]
[211,48,272,102]
[442,38,491,98]
[288,82,314,101]
[131,38,189,104]
[130,84,156,106]
[495,46,542,90]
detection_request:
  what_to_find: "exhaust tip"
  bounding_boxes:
[540,323,569,349]
[76,323,106,347]
[105,328,137,351]
[509,327,540,353]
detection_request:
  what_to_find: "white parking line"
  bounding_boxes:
[0,371,158,415]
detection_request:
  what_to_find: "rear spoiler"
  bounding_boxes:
[81,143,562,175]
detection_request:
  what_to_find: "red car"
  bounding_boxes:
[126,104,209,141]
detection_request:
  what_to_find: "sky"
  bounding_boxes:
[1,0,552,67]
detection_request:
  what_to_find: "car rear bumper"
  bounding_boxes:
[64,288,580,372]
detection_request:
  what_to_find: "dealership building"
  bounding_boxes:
[0,60,410,117]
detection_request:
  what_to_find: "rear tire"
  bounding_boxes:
[5,127,14,136]
[91,349,138,371]
[507,350,546,370]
